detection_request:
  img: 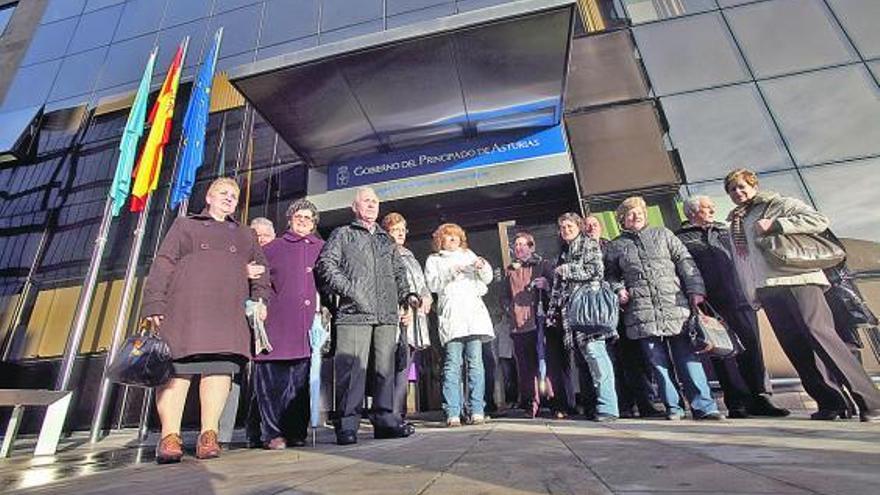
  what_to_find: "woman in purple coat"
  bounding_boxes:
[256,199,325,449]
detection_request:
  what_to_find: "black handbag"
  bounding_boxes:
[107,320,173,388]
[687,304,744,359]
[565,282,619,339]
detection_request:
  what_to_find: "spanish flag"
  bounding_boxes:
[130,40,186,212]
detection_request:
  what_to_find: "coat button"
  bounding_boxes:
[304,300,311,306]
[200,243,209,250]
[306,266,312,273]
[229,245,237,253]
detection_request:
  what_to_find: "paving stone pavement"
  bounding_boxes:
[1,412,878,494]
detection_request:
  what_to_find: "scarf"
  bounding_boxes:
[729,200,754,258]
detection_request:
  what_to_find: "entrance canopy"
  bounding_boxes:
[228,0,575,168]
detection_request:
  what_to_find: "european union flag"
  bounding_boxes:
[171,28,222,209]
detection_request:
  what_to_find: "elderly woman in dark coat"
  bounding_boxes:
[142,177,271,463]
[604,196,722,421]
[256,199,324,449]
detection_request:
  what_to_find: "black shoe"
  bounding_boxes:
[593,414,618,423]
[726,407,749,419]
[374,423,415,439]
[336,431,357,445]
[748,395,790,417]
[810,409,843,421]
[289,438,306,447]
[694,412,726,421]
[859,410,880,423]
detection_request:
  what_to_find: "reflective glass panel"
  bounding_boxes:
[161,0,213,28]
[260,0,319,47]
[621,0,717,24]
[209,3,262,58]
[633,12,749,96]
[388,0,452,15]
[387,3,457,28]
[256,36,318,59]
[215,0,263,13]
[113,0,168,42]
[21,17,77,65]
[320,19,382,44]
[96,33,157,90]
[801,159,880,244]
[48,46,108,101]
[67,3,124,54]
[41,0,85,23]
[85,0,124,12]
[662,83,792,182]
[566,30,649,110]
[1,60,62,111]
[827,0,880,59]
[456,0,516,12]
[0,4,14,35]
[154,18,209,75]
[320,0,382,32]
[725,0,857,79]
[760,65,880,166]
[685,169,811,220]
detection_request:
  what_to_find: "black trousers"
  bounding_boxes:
[607,332,660,415]
[498,357,519,405]
[482,342,497,412]
[254,359,309,443]
[711,305,773,409]
[334,324,399,433]
[758,285,880,412]
[393,345,415,418]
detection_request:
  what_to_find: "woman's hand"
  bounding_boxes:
[246,262,266,280]
[474,257,487,270]
[419,296,432,315]
[399,308,413,326]
[532,276,549,290]
[145,315,164,328]
[755,219,775,235]
[618,288,630,305]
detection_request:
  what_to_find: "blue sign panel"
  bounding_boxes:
[327,125,566,190]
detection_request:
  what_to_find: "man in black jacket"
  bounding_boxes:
[677,196,789,418]
[316,187,414,444]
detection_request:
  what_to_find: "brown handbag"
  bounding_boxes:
[757,231,845,273]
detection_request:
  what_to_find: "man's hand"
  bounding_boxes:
[755,219,775,235]
[246,262,266,279]
[618,288,630,305]
[145,315,164,328]
[532,277,549,290]
[399,308,413,326]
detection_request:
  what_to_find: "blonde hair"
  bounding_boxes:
[381,212,406,232]
[206,177,240,196]
[616,196,647,225]
[724,168,759,193]
[432,223,468,252]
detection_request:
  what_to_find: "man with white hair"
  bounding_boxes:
[249,217,276,247]
[316,187,414,444]
[677,195,789,418]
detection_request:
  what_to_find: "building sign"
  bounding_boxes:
[327,125,566,190]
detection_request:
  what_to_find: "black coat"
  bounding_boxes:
[315,220,410,326]
[676,221,749,310]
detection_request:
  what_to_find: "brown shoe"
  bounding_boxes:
[196,430,221,460]
[156,433,183,464]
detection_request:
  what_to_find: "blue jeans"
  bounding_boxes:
[443,337,485,419]
[640,334,719,416]
[576,338,619,417]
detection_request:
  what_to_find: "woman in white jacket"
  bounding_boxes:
[425,223,495,426]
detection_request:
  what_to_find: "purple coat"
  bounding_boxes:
[256,231,325,361]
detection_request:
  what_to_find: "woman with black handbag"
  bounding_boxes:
[547,213,619,422]
[604,197,722,421]
[725,168,880,422]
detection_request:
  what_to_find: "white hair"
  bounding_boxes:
[683,196,713,220]
[249,217,275,234]
[351,186,378,206]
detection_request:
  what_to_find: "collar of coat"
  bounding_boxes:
[678,220,728,234]
[725,190,779,222]
[349,219,386,235]
[190,209,240,225]
[507,252,544,271]
[282,231,319,243]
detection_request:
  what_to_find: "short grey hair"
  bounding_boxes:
[249,217,275,234]
[286,198,320,232]
[352,186,378,206]
[683,195,713,220]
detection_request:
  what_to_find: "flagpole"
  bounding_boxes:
[90,39,189,443]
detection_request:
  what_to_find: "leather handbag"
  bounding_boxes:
[687,304,744,359]
[107,320,173,388]
[564,282,619,339]
[757,230,845,272]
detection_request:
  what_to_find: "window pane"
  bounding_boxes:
[388,0,451,15]
[566,30,649,110]
[633,12,749,96]
[153,18,209,83]
[725,0,857,79]
[209,3,262,58]
[1,60,62,111]
[215,0,263,13]
[256,36,318,60]
[113,0,168,42]
[621,0,717,24]
[320,0,382,32]
[85,0,124,13]
[67,3,124,54]
[96,34,157,90]
[260,0,319,47]
[0,4,14,35]
[161,0,213,29]
[685,169,810,220]
[827,0,880,59]
[662,83,792,182]
[320,19,383,44]
[21,18,78,65]
[802,159,880,244]
[48,47,108,101]
[760,65,880,166]
[387,3,457,28]
[41,0,85,24]
[456,0,516,12]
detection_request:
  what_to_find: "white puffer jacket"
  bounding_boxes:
[424,249,495,346]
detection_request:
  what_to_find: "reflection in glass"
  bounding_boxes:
[210,3,262,58]
[321,0,382,32]
[96,34,157,90]
[621,0,716,24]
[662,83,792,182]
[633,12,749,96]
[827,0,880,60]
[725,0,857,79]
[760,65,880,166]
[260,0,319,47]
[161,0,213,29]
[66,4,124,54]
[48,47,108,101]
[41,0,86,24]
[388,0,453,16]
[113,0,168,42]
[1,60,62,111]
[21,18,78,66]
[802,159,880,244]
[0,3,14,35]
[85,0,124,13]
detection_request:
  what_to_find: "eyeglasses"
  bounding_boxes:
[292,214,315,222]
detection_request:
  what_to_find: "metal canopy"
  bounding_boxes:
[228,0,575,167]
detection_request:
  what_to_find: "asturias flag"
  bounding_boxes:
[171,29,222,209]
[130,40,186,212]
[109,49,156,216]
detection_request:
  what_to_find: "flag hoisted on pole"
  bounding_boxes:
[171,28,223,213]
[110,48,157,217]
[130,41,186,212]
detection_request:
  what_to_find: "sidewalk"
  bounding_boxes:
[1,409,878,495]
